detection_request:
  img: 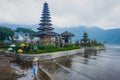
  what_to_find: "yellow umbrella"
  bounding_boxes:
[20,43,25,47]
[18,49,23,53]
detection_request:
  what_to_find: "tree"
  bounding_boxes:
[15,27,36,42]
[0,26,14,42]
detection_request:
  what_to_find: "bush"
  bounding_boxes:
[23,45,80,54]
[36,46,80,53]
[91,42,104,47]
[10,42,81,54]
[0,43,11,49]
[64,44,74,48]
[24,50,34,54]
[37,44,57,50]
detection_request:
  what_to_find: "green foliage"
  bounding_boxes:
[91,42,104,47]
[42,46,80,53]
[64,44,74,47]
[0,43,11,49]
[34,44,57,50]
[75,40,80,46]
[24,50,34,54]
[14,44,21,51]
[23,43,80,54]
[96,42,104,46]
[30,46,79,54]
[15,27,36,35]
[15,27,36,41]
[0,41,80,54]
[0,26,14,42]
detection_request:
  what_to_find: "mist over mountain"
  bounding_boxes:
[0,23,120,44]
[55,27,120,44]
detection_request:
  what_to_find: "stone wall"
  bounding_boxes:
[0,49,16,57]
[19,48,85,61]
[0,46,105,61]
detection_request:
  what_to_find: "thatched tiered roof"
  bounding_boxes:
[34,2,59,37]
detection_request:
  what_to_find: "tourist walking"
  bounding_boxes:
[32,57,38,80]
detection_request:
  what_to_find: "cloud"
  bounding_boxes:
[0,0,120,29]
[0,0,41,24]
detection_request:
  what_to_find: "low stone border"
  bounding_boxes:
[19,48,85,61]
[0,46,105,61]
[85,46,105,51]
[0,50,16,57]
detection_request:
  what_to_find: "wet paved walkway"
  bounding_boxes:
[0,55,18,80]
[39,45,120,80]
[17,45,120,80]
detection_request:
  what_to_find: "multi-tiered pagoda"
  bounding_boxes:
[34,2,59,44]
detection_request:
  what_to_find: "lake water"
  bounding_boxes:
[17,45,120,80]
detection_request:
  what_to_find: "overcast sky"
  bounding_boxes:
[0,0,120,29]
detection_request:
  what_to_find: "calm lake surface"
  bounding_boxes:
[17,45,120,80]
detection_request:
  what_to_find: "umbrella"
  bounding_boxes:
[20,43,25,47]
[10,44,16,47]
[8,48,13,51]
[17,49,23,53]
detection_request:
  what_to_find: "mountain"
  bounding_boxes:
[0,23,38,30]
[55,27,120,44]
[0,23,120,44]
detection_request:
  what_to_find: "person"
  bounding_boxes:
[32,57,38,80]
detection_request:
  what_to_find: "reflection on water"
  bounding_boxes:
[84,50,97,58]
[16,45,120,80]
[41,60,61,74]
[55,57,72,68]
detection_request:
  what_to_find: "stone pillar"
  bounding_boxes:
[55,36,59,47]
[59,36,63,47]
